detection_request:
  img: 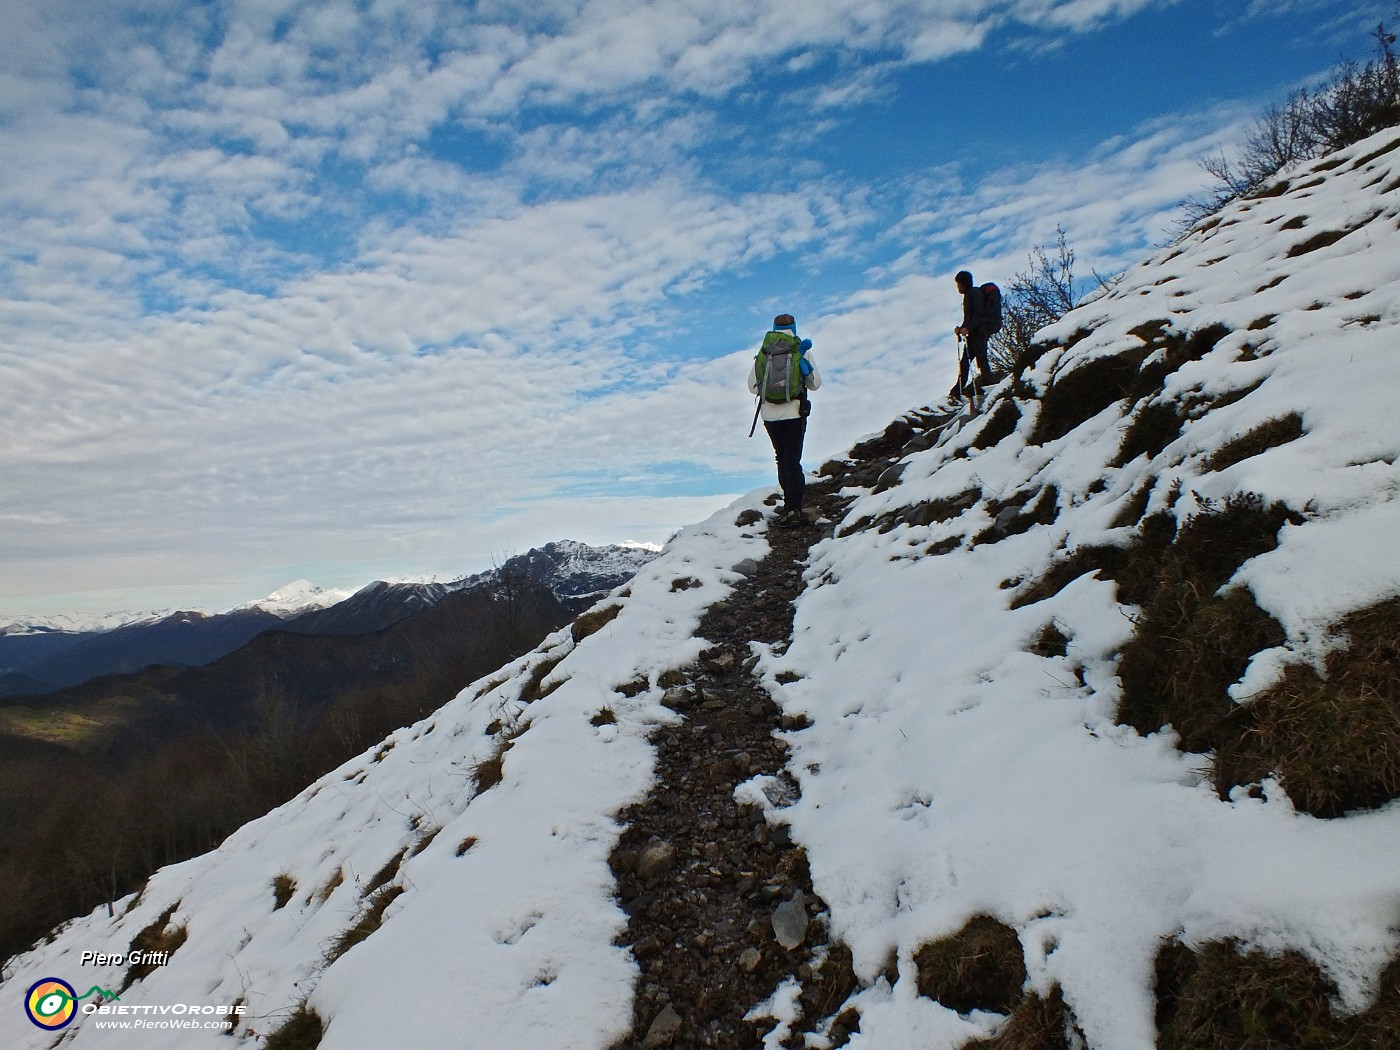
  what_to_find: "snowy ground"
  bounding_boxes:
[4,127,1400,1049]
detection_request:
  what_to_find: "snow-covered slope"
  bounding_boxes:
[4,128,1400,1049]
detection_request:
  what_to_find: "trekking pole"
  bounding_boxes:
[958,334,978,412]
[956,334,969,402]
[748,394,763,438]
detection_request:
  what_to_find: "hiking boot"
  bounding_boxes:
[775,507,803,528]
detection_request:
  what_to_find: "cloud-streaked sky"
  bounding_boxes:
[1,0,1390,618]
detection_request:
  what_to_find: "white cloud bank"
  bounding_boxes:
[0,0,1325,615]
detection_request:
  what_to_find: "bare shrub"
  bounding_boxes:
[1182,18,1400,230]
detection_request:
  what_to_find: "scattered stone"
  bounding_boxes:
[735,510,763,527]
[704,650,739,673]
[641,1004,683,1048]
[995,505,1021,531]
[875,463,907,492]
[608,476,842,1049]
[733,557,761,577]
[661,688,691,710]
[772,894,809,950]
[637,841,678,881]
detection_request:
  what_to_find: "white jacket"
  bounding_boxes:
[748,350,821,422]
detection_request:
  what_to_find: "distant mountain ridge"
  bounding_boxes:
[0,541,659,696]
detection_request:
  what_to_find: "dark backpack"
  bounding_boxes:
[756,331,805,404]
[980,283,1003,335]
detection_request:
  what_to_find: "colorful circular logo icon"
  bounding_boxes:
[25,978,78,1030]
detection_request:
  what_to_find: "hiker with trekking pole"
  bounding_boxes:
[951,270,1002,408]
[748,313,821,528]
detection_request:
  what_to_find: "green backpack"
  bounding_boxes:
[756,331,804,404]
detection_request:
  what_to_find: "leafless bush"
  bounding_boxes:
[989,227,1117,373]
[1182,17,1400,231]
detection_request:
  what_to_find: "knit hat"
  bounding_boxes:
[773,313,796,332]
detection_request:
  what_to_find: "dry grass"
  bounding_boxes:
[1155,938,1400,1049]
[262,1002,325,1050]
[977,485,1061,545]
[972,399,1022,450]
[315,867,344,904]
[1029,348,1149,445]
[272,873,297,910]
[1203,413,1305,473]
[1286,228,1350,257]
[1030,623,1071,660]
[518,651,567,704]
[572,603,622,643]
[1029,325,1231,447]
[122,902,188,989]
[472,740,513,793]
[1115,495,1297,753]
[363,848,406,897]
[1215,597,1400,817]
[1109,476,1158,530]
[783,941,862,1048]
[409,824,441,857]
[914,915,1027,1015]
[325,883,405,963]
[963,987,1078,1049]
[1115,401,1187,466]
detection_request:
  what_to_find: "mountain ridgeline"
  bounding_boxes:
[0,541,657,696]
[0,541,656,966]
[4,128,1400,1049]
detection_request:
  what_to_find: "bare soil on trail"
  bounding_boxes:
[608,409,956,1049]
[607,477,857,1050]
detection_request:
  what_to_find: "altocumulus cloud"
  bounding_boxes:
[1,0,1358,614]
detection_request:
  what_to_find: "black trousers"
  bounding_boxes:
[763,417,807,511]
[957,331,992,388]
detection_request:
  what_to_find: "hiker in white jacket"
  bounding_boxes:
[748,312,821,527]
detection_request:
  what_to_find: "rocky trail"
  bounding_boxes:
[608,408,956,1050]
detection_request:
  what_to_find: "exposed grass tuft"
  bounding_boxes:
[590,707,618,727]
[1155,938,1400,1049]
[409,825,441,857]
[272,873,297,910]
[472,740,513,794]
[1215,597,1400,817]
[914,915,1027,1014]
[518,652,567,704]
[1029,349,1149,445]
[1110,476,1157,530]
[325,883,405,963]
[782,940,862,1047]
[1203,412,1305,473]
[572,603,622,644]
[262,1002,325,1050]
[1115,401,1187,467]
[123,902,188,989]
[1115,494,1299,753]
[315,867,344,903]
[363,848,406,898]
[1286,228,1349,257]
[962,986,1079,1049]
[1031,623,1071,660]
[971,398,1022,450]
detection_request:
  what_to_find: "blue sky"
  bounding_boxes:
[1,0,1393,619]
